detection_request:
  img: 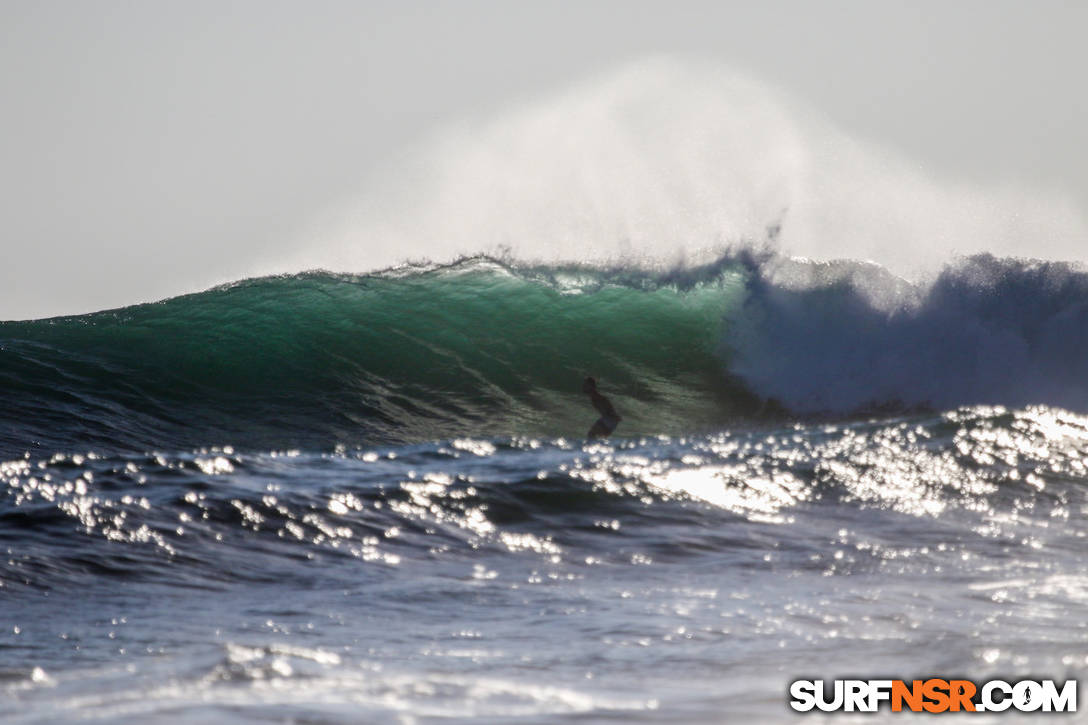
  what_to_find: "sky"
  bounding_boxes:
[1,0,1086,320]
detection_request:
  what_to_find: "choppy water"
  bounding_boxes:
[3,254,1088,722]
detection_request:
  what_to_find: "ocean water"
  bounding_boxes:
[3,252,1088,722]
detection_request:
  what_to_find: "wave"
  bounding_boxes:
[3,251,1088,454]
[0,256,758,454]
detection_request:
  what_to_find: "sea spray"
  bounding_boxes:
[289,58,1088,281]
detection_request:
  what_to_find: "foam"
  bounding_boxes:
[727,253,1088,412]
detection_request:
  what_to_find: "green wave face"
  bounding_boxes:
[0,259,754,452]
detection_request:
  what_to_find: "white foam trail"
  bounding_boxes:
[287,57,1087,278]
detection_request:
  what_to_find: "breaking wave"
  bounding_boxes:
[3,251,1088,454]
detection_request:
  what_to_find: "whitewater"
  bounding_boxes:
[4,60,1088,722]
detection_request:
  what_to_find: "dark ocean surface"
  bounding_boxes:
[3,253,1088,722]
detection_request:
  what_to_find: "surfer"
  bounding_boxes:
[583,377,621,439]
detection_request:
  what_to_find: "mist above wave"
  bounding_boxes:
[291,57,1087,281]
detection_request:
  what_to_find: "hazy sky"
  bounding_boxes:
[2,0,1086,319]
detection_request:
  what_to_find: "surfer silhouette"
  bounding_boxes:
[583,377,621,439]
